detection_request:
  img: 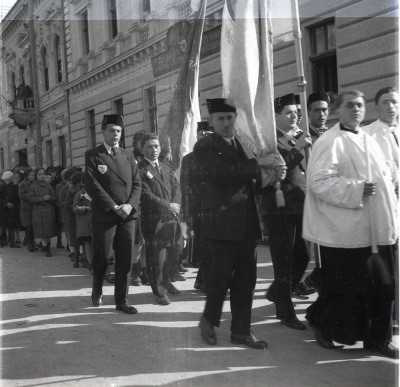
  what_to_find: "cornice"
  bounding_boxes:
[66,29,169,93]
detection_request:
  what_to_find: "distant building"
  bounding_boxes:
[0,0,398,170]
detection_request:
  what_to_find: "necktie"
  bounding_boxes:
[155,162,161,174]
[230,139,237,151]
[111,146,117,158]
[389,126,399,147]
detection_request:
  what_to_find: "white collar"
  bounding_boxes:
[221,136,235,144]
[377,119,398,131]
[103,141,119,154]
[145,157,159,168]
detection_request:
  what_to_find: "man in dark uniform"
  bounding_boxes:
[262,93,312,330]
[85,114,141,314]
[294,91,331,297]
[138,133,182,306]
[194,98,283,349]
[180,121,213,291]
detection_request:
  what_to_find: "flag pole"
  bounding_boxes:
[291,0,310,160]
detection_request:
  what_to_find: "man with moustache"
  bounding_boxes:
[85,114,141,314]
[194,98,285,349]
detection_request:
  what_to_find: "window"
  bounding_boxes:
[55,35,63,83]
[0,148,4,171]
[109,0,118,39]
[87,109,96,148]
[143,0,151,16]
[81,10,90,56]
[113,98,125,148]
[17,149,28,166]
[42,47,49,91]
[308,20,337,94]
[46,140,53,166]
[10,71,16,99]
[144,86,158,133]
[58,136,67,168]
[19,65,25,85]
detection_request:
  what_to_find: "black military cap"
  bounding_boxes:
[206,98,237,114]
[197,121,211,132]
[274,93,296,109]
[295,94,301,105]
[307,91,330,107]
[102,114,125,129]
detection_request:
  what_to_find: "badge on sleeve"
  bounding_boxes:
[98,165,107,174]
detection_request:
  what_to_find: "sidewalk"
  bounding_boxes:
[0,243,398,386]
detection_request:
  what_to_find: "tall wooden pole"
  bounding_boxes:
[291,0,309,135]
[28,0,43,166]
[291,0,310,164]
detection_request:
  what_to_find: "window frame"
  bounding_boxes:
[87,109,96,149]
[307,18,338,94]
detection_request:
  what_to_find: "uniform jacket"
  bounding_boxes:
[193,133,262,241]
[138,158,181,238]
[303,123,398,248]
[262,129,306,215]
[85,144,141,223]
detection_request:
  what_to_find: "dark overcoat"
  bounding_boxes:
[138,159,181,239]
[192,133,262,241]
[28,180,57,238]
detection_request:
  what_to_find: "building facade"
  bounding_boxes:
[0,0,398,170]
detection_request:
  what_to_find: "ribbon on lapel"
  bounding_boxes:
[97,145,128,184]
[144,161,170,197]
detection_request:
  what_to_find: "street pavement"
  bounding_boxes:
[0,242,398,386]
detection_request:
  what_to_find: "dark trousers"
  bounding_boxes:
[264,211,309,319]
[202,236,257,335]
[92,218,135,305]
[145,236,167,297]
[306,245,395,346]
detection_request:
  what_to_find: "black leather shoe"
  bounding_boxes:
[199,316,217,345]
[313,327,334,349]
[231,332,268,350]
[295,281,316,296]
[116,303,138,314]
[163,281,180,295]
[280,317,306,330]
[155,295,171,305]
[365,343,399,359]
[91,294,103,307]
[171,273,186,282]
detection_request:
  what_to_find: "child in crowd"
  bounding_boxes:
[65,171,87,268]
[73,174,93,273]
